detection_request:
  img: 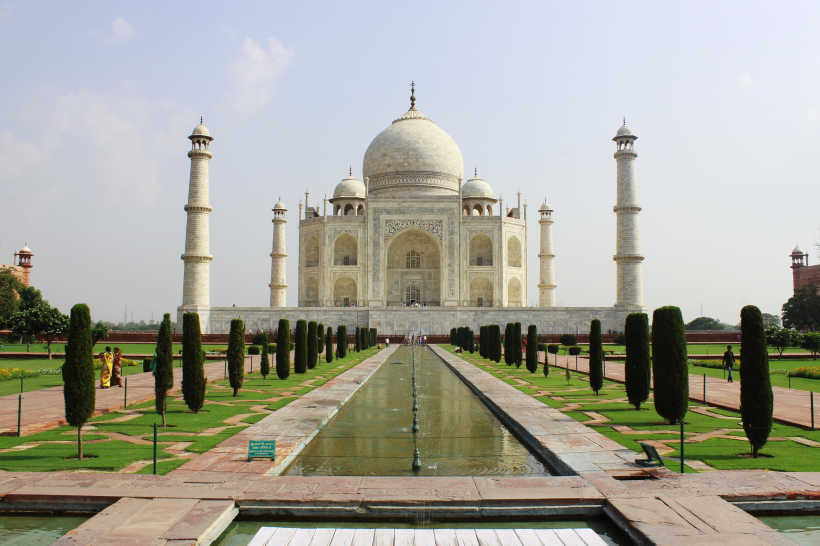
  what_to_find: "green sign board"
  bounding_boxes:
[248,440,276,461]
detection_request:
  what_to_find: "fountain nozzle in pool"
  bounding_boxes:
[412,448,421,471]
[412,416,419,433]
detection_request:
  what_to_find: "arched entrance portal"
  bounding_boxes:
[386,229,441,306]
[333,275,357,307]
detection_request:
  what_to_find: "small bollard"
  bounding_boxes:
[153,422,158,475]
[17,393,22,437]
[20,376,23,394]
[680,419,685,474]
[812,391,815,431]
[789,374,791,389]
[224,360,227,379]
[703,373,706,403]
[124,377,128,408]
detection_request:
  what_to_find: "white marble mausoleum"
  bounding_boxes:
[177,86,647,335]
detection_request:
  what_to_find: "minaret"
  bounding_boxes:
[180,118,213,332]
[537,201,556,307]
[270,198,288,307]
[613,119,645,307]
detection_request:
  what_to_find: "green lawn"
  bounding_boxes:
[585,343,808,356]
[688,360,820,393]
[1,342,228,356]
[0,359,161,397]
[0,346,382,474]
[443,345,820,473]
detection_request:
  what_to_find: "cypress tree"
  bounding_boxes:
[589,319,603,395]
[307,321,318,369]
[294,319,308,373]
[337,325,347,358]
[154,313,174,425]
[182,313,206,413]
[355,327,361,352]
[624,313,651,411]
[652,306,689,426]
[468,329,475,353]
[63,303,95,460]
[260,343,270,385]
[317,322,325,355]
[493,324,502,363]
[504,323,513,365]
[326,326,333,363]
[371,328,377,348]
[227,318,245,396]
[450,328,457,346]
[514,323,523,368]
[276,318,290,380]
[741,305,773,458]
[526,325,538,373]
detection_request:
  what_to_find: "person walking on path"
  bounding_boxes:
[111,347,123,387]
[100,347,112,389]
[150,352,157,376]
[723,345,735,383]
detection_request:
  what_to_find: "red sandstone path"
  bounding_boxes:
[542,352,818,429]
[0,356,259,436]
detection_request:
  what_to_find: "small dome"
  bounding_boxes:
[333,172,366,199]
[273,200,287,211]
[191,118,211,137]
[462,174,493,199]
[19,245,31,253]
[539,201,552,212]
[792,245,804,255]
[616,124,633,137]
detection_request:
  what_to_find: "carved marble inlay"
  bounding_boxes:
[468,229,495,241]
[332,271,358,281]
[384,220,442,243]
[331,229,358,239]
[469,272,494,282]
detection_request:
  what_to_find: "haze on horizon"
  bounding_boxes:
[1,1,817,326]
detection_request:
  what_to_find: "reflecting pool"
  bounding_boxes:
[286,345,549,476]
[0,514,88,545]
[757,515,820,546]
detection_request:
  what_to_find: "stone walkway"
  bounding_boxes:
[545,353,818,429]
[0,357,255,436]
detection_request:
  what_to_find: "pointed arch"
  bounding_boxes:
[507,235,522,268]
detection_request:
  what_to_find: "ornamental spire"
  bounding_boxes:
[410,81,416,110]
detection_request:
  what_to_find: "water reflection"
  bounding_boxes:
[286,345,548,476]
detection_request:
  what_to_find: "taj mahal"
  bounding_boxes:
[177,85,646,335]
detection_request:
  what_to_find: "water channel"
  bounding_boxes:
[285,345,549,476]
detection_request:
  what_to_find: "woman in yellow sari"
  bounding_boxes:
[100,346,112,388]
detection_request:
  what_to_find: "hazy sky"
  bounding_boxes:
[1,1,818,325]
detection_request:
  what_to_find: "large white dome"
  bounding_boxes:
[363,101,464,197]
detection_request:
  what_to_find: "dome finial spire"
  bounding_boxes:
[410,81,416,110]
[623,117,626,126]
[474,166,477,177]
[349,165,352,176]
[201,116,203,124]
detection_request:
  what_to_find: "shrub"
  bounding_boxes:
[317,323,325,355]
[741,305,773,458]
[307,321,318,369]
[614,334,626,345]
[559,334,577,347]
[260,344,270,384]
[337,325,347,359]
[468,329,475,353]
[492,324,502,363]
[143,357,152,373]
[547,344,559,354]
[182,312,206,413]
[371,328,377,348]
[450,328,457,346]
[625,313,650,411]
[693,360,740,369]
[62,303,95,460]
[526,325,538,373]
[766,327,802,360]
[155,313,174,426]
[294,319,307,373]
[652,306,689,425]
[537,343,547,352]
[248,346,261,356]
[504,323,513,365]
[276,319,290,380]
[227,318,245,396]
[326,326,333,363]
[252,332,267,346]
[589,319,603,395]
[355,327,361,352]
[568,346,582,356]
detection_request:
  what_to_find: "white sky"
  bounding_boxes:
[1,1,818,325]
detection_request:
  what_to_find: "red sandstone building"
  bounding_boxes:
[0,245,33,287]
[791,245,820,292]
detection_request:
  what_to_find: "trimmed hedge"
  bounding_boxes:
[559,334,577,347]
[294,320,307,374]
[514,323,523,368]
[227,318,245,396]
[568,346,582,356]
[740,305,773,458]
[337,325,347,359]
[624,313,650,411]
[276,319,290,380]
[326,326,333,364]
[62,303,95,459]
[652,306,688,426]
[789,367,820,379]
[526,325,538,373]
[182,312,206,413]
[248,346,261,356]
[155,313,175,424]
[307,321,318,369]
[589,319,603,394]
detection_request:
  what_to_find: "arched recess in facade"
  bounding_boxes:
[469,234,493,266]
[507,235,522,267]
[333,275,357,307]
[469,275,493,307]
[385,228,441,306]
[305,236,320,268]
[304,276,319,306]
[508,277,522,307]
[333,234,357,266]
